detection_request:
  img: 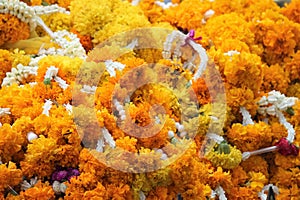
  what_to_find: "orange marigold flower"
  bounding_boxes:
[19,180,55,199]
[227,122,273,152]
[164,0,211,30]
[204,13,258,53]
[231,166,248,186]
[0,49,12,86]
[21,135,58,178]
[146,186,169,200]
[226,87,257,115]
[287,82,300,99]
[261,64,290,94]
[65,172,98,199]
[116,136,138,153]
[0,14,30,46]
[250,10,300,65]
[0,123,25,163]
[71,29,93,53]
[283,50,300,82]
[224,52,264,96]
[241,155,269,178]
[78,149,107,178]
[281,0,300,23]
[0,162,22,194]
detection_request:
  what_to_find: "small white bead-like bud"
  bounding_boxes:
[27,131,38,142]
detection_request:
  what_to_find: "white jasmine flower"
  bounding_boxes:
[104,60,125,77]
[80,85,97,94]
[42,99,53,116]
[224,50,240,57]
[44,66,59,79]
[21,177,38,191]
[0,108,11,117]
[240,107,254,125]
[64,103,73,115]
[54,76,69,90]
[27,131,38,142]
[102,127,116,148]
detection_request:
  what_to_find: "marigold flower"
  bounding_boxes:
[21,135,58,178]
[281,0,300,23]
[0,162,22,194]
[0,14,30,46]
[0,123,25,163]
[248,171,268,191]
[205,142,242,169]
[261,64,290,94]
[164,0,211,30]
[0,49,13,86]
[250,10,300,65]
[227,122,273,152]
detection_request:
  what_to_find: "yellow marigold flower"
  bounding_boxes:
[0,49,12,86]
[227,122,273,152]
[0,162,22,194]
[71,0,149,45]
[70,0,115,35]
[248,171,268,191]
[205,142,242,169]
[39,13,71,34]
[10,49,31,68]
[18,180,55,199]
[281,0,300,23]
[261,64,290,93]
[0,14,30,46]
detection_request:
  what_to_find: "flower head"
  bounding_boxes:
[276,138,299,156]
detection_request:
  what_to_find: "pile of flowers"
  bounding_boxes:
[0,0,300,199]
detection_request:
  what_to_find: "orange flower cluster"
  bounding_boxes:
[0,14,30,46]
